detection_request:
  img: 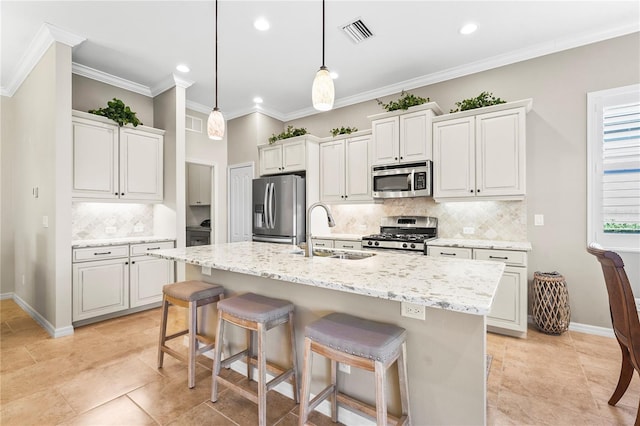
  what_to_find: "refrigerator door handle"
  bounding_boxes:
[267,182,274,229]
[270,182,277,228]
[263,182,270,229]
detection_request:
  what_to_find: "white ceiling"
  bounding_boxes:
[2,1,639,120]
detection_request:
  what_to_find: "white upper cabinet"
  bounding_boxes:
[258,136,320,176]
[433,99,531,201]
[369,103,442,166]
[72,111,164,202]
[187,163,211,206]
[320,132,371,203]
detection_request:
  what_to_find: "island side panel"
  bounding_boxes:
[188,264,486,425]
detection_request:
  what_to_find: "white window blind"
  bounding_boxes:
[602,102,640,234]
[588,84,640,252]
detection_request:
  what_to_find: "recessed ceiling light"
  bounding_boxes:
[254,17,270,31]
[459,23,478,35]
[253,97,263,104]
[330,71,339,80]
[176,64,190,73]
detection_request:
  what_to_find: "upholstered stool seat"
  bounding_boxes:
[299,312,410,426]
[157,280,224,388]
[211,292,299,426]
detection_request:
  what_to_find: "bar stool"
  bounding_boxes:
[210,292,299,426]
[157,280,224,388]
[299,312,410,426]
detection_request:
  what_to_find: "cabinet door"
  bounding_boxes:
[188,163,211,206]
[345,135,371,201]
[320,140,346,202]
[372,117,400,165]
[259,144,283,176]
[119,127,164,201]
[475,108,526,197]
[433,117,475,199]
[282,140,306,172]
[130,256,175,308]
[400,110,431,163]
[72,259,129,321]
[486,266,527,335]
[426,246,473,259]
[72,117,119,199]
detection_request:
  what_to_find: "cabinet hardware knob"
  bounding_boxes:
[440,252,456,256]
[125,261,129,265]
[94,251,111,255]
[131,261,136,264]
[121,193,124,196]
[395,157,398,160]
[114,192,118,195]
[470,190,474,193]
[146,247,161,251]
[477,189,481,193]
[489,256,509,260]
[400,156,403,159]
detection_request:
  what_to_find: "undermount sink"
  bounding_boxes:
[329,251,376,260]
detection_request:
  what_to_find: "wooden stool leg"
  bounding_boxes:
[246,329,253,381]
[298,337,313,426]
[157,296,169,368]
[257,322,267,426]
[211,313,225,402]
[374,360,388,426]
[187,300,197,388]
[288,311,300,403]
[397,342,411,424]
[331,359,338,422]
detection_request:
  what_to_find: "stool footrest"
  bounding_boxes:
[266,369,294,392]
[220,350,249,368]
[165,329,189,341]
[160,345,187,363]
[308,384,336,413]
[215,376,259,404]
[337,392,402,425]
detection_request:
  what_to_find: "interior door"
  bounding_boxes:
[229,163,254,242]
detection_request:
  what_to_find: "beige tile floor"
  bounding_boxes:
[1,299,638,425]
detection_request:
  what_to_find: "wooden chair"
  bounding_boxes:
[587,243,640,425]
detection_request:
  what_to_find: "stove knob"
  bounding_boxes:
[402,243,408,248]
[410,243,416,249]
[374,241,380,246]
[367,241,373,246]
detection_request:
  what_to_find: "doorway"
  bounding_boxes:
[185,161,214,245]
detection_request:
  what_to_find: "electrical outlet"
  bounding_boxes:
[338,363,351,374]
[201,266,212,276]
[463,227,474,235]
[401,302,426,320]
[105,226,116,234]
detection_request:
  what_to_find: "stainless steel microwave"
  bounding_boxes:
[372,161,432,199]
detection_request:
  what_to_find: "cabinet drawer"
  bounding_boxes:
[73,245,129,262]
[312,239,334,248]
[334,240,361,250]
[474,249,527,267]
[427,246,473,259]
[130,241,174,256]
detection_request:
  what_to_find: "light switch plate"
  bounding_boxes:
[201,266,212,276]
[534,214,544,226]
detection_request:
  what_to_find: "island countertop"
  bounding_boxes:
[148,241,505,315]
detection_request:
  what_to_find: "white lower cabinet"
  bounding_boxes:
[428,245,528,337]
[311,238,362,250]
[72,240,175,323]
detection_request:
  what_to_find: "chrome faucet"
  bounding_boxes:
[305,202,336,257]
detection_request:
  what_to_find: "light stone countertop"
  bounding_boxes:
[427,238,532,251]
[147,241,505,316]
[72,236,175,248]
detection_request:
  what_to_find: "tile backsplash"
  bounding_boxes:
[72,203,154,240]
[329,199,527,241]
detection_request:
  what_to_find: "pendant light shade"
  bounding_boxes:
[312,66,334,111]
[207,107,225,140]
[312,0,334,112]
[207,0,225,140]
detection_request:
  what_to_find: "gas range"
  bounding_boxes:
[362,216,437,252]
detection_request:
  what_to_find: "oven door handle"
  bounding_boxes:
[408,170,415,192]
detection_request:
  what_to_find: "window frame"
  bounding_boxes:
[587,83,640,253]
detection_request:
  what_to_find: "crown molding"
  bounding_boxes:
[186,100,211,115]
[72,63,152,97]
[1,23,85,97]
[173,74,194,90]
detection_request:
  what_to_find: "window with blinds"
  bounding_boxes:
[602,102,640,234]
[588,84,640,252]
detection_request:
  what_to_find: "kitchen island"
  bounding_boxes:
[149,241,505,425]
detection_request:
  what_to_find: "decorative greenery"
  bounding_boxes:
[604,222,640,233]
[330,126,358,137]
[450,92,506,113]
[88,98,143,127]
[268,125,308,144]
[376,90,429,112]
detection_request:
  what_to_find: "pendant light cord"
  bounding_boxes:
[215,0,219,109]
[321,0,325,67]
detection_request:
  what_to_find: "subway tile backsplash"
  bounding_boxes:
[329,199,527,241]
[72,203,154,240]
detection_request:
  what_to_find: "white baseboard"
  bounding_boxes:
[0,292,13,300]
[4,293,74,338]
[527,315,614,338]
[200,347,375,425]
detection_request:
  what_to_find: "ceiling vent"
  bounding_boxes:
[341,18,374,44]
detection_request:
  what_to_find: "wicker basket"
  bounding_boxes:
[533,271,571,335]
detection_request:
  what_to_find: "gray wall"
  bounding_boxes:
[227,112,283,167]
[229,33,640,329]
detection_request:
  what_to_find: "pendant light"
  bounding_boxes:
[312,0,334,111]
[207,0,225,140]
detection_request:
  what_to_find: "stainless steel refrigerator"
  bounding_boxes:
[252,174,306,244]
